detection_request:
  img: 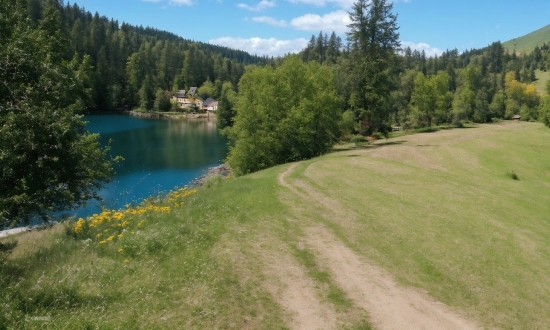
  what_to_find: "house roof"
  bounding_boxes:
[202,97,217,106]
[513,114,521,119]
[188,87,197,96]
[176,90,186,97]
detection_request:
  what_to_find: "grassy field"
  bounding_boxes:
[535,69,549,95]
[503,24,550,54]
[2,121,550,329]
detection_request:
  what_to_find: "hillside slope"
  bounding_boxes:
[504,24,550,53]
[2,122,550,329]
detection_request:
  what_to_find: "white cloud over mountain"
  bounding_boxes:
[209,37,308,56]
[401,41,443,57]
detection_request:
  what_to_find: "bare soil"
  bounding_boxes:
[275,163,480,330]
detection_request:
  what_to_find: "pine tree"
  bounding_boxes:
[346,0,401,134]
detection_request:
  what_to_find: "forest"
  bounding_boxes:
[298,31,550,131]
[24,0,268,112]
[25,0,550,132]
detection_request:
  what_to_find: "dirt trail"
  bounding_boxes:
[305,226,478,330]
[258,236,338,330]
[277,163,480,330]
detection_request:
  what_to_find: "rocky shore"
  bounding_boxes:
[191,164,231,187]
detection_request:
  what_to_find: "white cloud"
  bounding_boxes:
[237,0,276,11]
[209,37,308,56]
[401,41,443,57]
[252,16,288,27]
[287,0,411,8]
[289,10,350,33]
[168,0,194,5]
[286,0,355,9]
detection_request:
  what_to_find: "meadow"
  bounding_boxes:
[1,121,550,329]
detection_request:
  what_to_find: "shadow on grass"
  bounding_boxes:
[332,140,406,153]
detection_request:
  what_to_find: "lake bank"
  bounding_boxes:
[88,109,217,121]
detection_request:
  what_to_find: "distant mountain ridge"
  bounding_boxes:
[503,24,550,54]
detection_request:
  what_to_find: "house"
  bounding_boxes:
[202,98,218,112]
[513,114,521,121]
[170,88,202,110]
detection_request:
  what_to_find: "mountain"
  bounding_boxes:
[503,24,550,54]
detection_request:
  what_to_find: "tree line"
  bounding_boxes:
[223,0,550,175]
[26,0,268,112]
[297,28,550,131]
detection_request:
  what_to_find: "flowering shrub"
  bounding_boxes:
[71,187,197,261]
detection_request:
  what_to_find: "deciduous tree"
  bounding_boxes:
[0,0,113,226]
[226,56,341,175]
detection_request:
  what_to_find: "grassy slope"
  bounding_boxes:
[503,24,550,53]
[2,122,550,329]
[535,69,549,95]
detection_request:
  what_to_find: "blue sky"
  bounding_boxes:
[69,0,550,57]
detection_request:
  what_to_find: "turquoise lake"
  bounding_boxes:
[73,115,228,217]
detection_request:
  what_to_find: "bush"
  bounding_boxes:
[350,135,368,145]
[415,127,440,133]
[491,117,502,123]
[508,170,519,180]
[372,132,385,140]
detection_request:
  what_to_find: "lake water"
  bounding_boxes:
[71,115,228,217]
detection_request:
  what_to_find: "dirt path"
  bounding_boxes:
[277,163,480,330]
[305,226,478,330]
[259,239,338,330]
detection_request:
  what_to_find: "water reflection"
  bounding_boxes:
[74,115,228,216]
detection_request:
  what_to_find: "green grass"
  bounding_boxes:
[503,24,550,54]
[2,121,550,329]
[534,69,549,95]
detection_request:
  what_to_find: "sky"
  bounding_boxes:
[68,0,550,57]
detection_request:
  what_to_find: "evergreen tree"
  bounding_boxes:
[347,0,400,134]
[217,82,237,130]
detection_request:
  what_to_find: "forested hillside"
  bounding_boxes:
[24,1,550,131]
[27,0,267,111]
[297,31,550,129]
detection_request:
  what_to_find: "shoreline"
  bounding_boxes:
[0,164,231,238]
[87,110,217,121]
[190,164,231,187]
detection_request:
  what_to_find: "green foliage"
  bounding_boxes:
[350,135,368,145]
[216,81,237,130]
[0,0,113,226]
[226,56,341,175]
[154,89,172,112]
[539,95,550,127]
[347,0,401,134]
[339,110,357,136]
[410,71,452,127]
[198,79,217,98]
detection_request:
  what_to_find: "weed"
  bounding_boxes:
[508,170,520,180]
